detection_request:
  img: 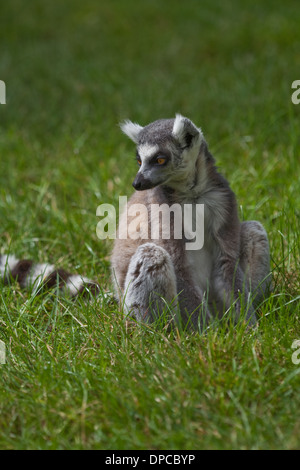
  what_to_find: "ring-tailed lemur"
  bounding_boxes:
[0,254,100,298]
[111,115,271,328]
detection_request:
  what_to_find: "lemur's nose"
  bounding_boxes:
[132,173,153,191]
[132,180,142,190]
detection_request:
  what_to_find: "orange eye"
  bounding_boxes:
[137,160,141,166]
[156,157,166,165]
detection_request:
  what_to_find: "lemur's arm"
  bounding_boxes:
[212,194,255,323]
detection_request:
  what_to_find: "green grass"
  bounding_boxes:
[0,0,300,450]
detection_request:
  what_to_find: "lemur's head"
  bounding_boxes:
[120,115,205,191]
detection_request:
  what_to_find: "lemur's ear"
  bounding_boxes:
[172,114,203,148]
[120,120,143,144]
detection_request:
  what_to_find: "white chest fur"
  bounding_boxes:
[182,194,220,292]
[185,238,214,292]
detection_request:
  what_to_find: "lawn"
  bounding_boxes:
[0,0,300,450]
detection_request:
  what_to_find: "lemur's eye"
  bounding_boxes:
[137,159,142,166]
[156,157,166,165]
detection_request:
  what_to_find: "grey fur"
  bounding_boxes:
[112,115,271,329]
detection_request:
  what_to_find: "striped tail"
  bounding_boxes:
[0,254,100,298]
